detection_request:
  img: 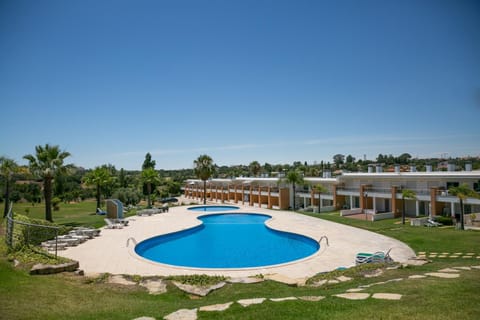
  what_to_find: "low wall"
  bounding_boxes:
[340,208,362,216]
[371,212,395,221]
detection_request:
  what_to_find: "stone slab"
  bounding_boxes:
[438,268,460,273]
[346,288,365,292]
[336,276,352,282]
[227,277,264,284]
[140,279,167,295]
[372,293,402,300]
[298,296,325,301]
[30,261,79,275]
[163,308,197,320]
[425,272,460,279]
[237,298,266,307]
[264,274,301,286]
[133,317,156,320]
[334,293,370,300]
[199,302,233,312]
[408,275,427,279]
[270,297,297,302]
[453,266,471,270]
[172,281,226,297]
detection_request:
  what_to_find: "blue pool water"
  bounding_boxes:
[135,213,319,268]
[188,205,239,212]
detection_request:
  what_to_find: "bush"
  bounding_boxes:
[10,214,68,249]
[52,197,61,211]
[435,216,453,225]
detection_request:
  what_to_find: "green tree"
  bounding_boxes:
[281,170,304,210]
[313,184,328,213]
[141,167,160,208]
[23,144,71,222]
[142,152,156,170]
[0,157,18,217]
[449,184,480,230]
[194,154,215,205]
[83,166,114,210]
[401,189,416,225]
[249,161,261,177]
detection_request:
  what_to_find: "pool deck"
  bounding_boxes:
[58,198,416,280]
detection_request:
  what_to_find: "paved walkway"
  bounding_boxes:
[59,199,415,279]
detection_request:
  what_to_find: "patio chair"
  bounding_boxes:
[425,218,442,227]
[355,248,393,265]
[96,208,107,215]
[104,218,123,229]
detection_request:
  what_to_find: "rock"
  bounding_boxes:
[327,279,339,284]
[334,293,370,300]
[13,259,20,267]
[227,277,264,284]
[140,279,167,295]
[30,261,79,275]
[372,293,402,300]
[237,298,266,307]
[363,269,383,278]
[199,302,233,312]
[172,281,226,297]
[298,296,325,301]
[163,308,197,320]
[310,279,327,287]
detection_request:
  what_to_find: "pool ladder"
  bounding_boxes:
[318,236,329,247]
[126,237,137,247]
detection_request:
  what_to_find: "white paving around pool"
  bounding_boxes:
[59,198,415,279]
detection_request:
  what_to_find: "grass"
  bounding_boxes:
[1,203,480,319]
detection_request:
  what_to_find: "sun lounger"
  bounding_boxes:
[96,208,107,215]
[355,248,393,265]
[104,218,123,229]
[425,218,442,227]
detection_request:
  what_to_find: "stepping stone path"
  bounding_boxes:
[237,298,266,307]
[425,272,460,279]
[158,264,480,320]
[372,293,402,300]
[298,296,325,301]
[270,297,297,302]
[164,308,197,320]
[334,293,370,300]
[172,281,226,297]
[199,302,233,312]
[420,252,479,259]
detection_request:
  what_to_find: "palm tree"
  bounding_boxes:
[23,144,71,222]
[449,183,480,230]
[0,157,18,217]
[313,184,328,213]
[194,155,215,205]
[141,167,160,208]
[83,166,114,211]
[281,170,304,210]
[401,189,416,225]
[249,161,261,177]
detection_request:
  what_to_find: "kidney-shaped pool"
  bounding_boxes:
[134,213,320,269]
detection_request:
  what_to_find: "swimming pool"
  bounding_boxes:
[134,213,319,268]
[188,205,239,212]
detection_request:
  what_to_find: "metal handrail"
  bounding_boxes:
[126,237,137,247]
[318,235,329,247]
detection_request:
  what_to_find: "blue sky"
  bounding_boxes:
[1,0,479,170]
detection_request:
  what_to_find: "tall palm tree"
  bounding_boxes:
[449,183,479,230]
[23,144,71,222]
[401,189,416,225]
[194,155,215,205]
[281,170,304,210]
[249,161,261,177]
[313,183,328,213]
[0,157,18,217]
[84,166,114,210]
[141,167,160,208]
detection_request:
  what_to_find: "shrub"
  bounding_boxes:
[52,197,61,211]
[435,216,453,225]
[10,214,68,250]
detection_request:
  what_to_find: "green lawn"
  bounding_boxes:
[1,203,479,320]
